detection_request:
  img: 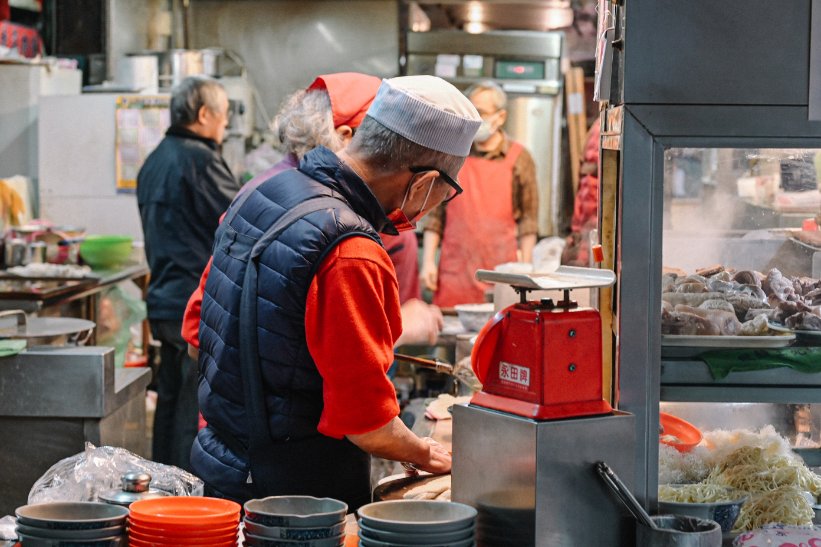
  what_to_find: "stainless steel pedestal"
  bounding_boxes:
[0,347,151,515]
[453,404,636,547]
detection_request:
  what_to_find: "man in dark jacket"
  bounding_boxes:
[137,76,241,471]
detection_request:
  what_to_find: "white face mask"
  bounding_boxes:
[473,111,501,143]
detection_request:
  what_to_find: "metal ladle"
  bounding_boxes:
[595,461,659,530]
[393,353,483,396]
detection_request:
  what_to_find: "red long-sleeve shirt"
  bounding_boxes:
[182,236,401,439]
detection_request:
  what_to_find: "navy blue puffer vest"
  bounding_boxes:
[191,147,395,506]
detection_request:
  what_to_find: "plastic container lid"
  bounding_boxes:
[659,412,703,453]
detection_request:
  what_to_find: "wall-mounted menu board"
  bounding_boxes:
[115,95,170,193]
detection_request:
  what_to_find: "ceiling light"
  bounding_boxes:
[464,21,489,34]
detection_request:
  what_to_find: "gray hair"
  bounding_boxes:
[270,89,343,159]
[349,116,465,178]
[465,80,507,111]
[170,76,226,127]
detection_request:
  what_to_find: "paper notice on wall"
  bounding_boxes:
[435,54,460,79]
[462,54,484,77]
[115,95,170,193]
[568,92,584,115]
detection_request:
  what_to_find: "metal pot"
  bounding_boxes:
[99,472,170,507]
[0,310,94,348]
[636,515,722,547]
[170,49,204,87]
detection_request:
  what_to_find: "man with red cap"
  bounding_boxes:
[182,73,441,357]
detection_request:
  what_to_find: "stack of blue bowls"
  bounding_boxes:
[15,502,128,547]
[475,490,535,547]
[357,500,476,547]
[243,496,348,547]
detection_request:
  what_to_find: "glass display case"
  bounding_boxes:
[594,0,821,520]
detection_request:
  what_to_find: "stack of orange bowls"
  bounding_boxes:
[127,496,241,547]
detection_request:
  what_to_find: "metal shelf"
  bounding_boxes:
[660,358,821,403]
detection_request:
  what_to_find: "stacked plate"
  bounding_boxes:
[15,502,129,546]
[357,500,476,547]
[243,496,348,547]
[475,490,535,547]
[127,496,241,546]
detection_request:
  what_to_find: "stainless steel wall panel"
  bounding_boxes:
[506,94,565,236]
[407,30,562,59]
[810,0,821,120]
[453,405,636,546]
[623,0,811,105]
[613,109,663,507]
[627,105,821,139]
[188,0,400,128]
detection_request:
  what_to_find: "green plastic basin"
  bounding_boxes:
[79,235,133,269]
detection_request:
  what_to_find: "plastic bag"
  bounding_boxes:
[0,516,16,541]
[28,443,203,504]
[96,285,146,367]
[532,236,566,272]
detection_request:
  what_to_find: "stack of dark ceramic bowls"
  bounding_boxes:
[475,490,535,547]
[15,502,129,546]
[357,500,476,547]
[243,496,348,547]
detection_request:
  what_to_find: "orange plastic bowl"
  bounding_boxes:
[659,412,703,453]
[128,520,238,537]
[129,537,236,547]
[128,527,237,544]
[128,497,240,527]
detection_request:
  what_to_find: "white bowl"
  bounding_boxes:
[454,303,494,332]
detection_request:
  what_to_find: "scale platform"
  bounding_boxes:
[475,265,616,292]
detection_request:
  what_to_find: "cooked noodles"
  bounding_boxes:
[731,487,814,532]
[659,443,821,531]
[658,483,740,503]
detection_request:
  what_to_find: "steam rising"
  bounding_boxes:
[662,148,821,276]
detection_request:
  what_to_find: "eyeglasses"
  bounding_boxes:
[409,166,463,203]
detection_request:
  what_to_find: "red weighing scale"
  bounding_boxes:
[469,266,617,420]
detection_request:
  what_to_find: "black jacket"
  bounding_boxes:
[137,126,241,320]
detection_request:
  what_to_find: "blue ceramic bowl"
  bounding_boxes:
[15,502,128,530]
[242,519,345,540]
[244,496,347,528]
[658,485,749,533]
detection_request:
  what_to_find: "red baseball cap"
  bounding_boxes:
[308,72,382,129]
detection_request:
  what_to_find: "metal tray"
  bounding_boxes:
[372,474,451,502]
[769,322,821,339]
[661,334,795,348]
[475,265,616,291]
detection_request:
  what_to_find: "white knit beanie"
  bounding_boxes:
[366,75,481,157]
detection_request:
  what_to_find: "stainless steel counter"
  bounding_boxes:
[0,346,150,515]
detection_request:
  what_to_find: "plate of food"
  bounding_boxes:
[768,322,821,339]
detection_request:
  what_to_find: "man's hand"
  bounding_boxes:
[347,418,452,475]
[396,299,443,347]
[420,260,438,292]
[421,230,441,293]
[414,437,452,474]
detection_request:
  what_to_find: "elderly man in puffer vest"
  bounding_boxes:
[192,76,481,508]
